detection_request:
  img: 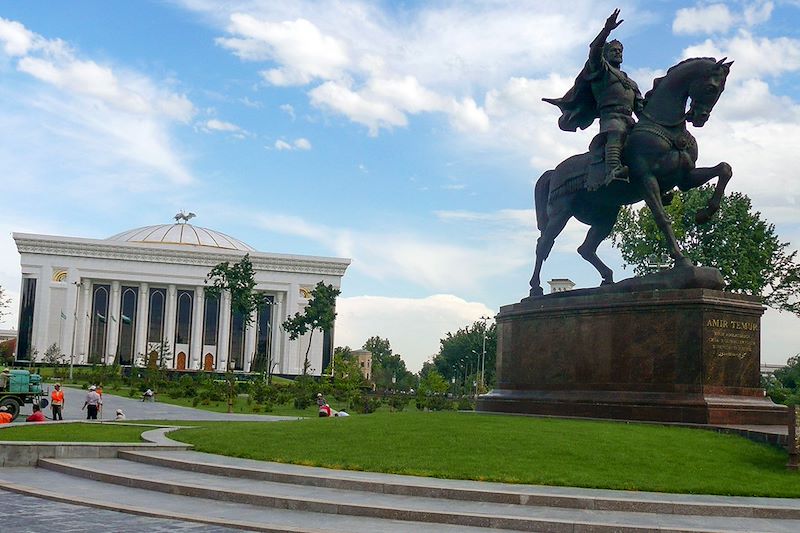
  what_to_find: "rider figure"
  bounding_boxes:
[544,10,644,189]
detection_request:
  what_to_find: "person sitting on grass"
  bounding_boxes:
[114,408,126,421]
[26,404,46,422]
[0,405,12,424]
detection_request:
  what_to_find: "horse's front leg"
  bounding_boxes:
[641,174,690,267]
[678,162,732,224]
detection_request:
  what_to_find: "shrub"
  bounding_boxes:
[387,395,409,412]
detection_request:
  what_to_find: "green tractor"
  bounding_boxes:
[0,370,48,421]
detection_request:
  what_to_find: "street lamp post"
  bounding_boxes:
[479,315,491,391]
[69,280,82,381]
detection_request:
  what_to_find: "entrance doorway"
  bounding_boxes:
[176,352,186,370]
[203,353,214,371]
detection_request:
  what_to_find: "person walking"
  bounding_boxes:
[50,383,65,420]
[82,385,102,420]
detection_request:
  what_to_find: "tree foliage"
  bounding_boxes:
[0,285,9,321]
[431,320,497,391]
[764,354,800,406]
[282,281,341,374]
[611,186,800,314]
[361,336,414,390]
[205,254,267,326]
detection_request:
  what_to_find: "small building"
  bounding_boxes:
[547,278,576,293]
[350,349,373,381]
[13,218,350,376]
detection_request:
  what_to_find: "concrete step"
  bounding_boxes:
[35,456,800,532]
[0,467,504,533]
[121,449,800,520]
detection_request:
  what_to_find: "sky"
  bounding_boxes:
[1,0,799,372]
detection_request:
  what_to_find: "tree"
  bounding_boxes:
[0,285,9,322]
[43,343,66,378]
[327,351,367,409]
[362,336,392,367]
[611,187,800,314]
[764,354,800,405]
[432,320,497,392]
[0,338,15,365]
[282,281,341,375]
[205,254,267,326]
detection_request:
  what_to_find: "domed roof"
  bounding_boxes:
[107,223,255,252]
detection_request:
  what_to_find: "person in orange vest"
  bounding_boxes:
[51,383,65,420]
[0,405,13,424]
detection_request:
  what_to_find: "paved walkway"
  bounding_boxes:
[0,489,241,532]
[15,387,297,422]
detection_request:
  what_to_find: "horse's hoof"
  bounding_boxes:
[529,286,544,297]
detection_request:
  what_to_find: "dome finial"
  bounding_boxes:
[173,210,196,224]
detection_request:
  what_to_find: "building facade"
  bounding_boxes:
[13,222,350,376]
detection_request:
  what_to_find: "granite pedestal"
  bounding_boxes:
[477,286,786,425]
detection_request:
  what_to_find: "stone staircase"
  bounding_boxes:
[1,448,799,532]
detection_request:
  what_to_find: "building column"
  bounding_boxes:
[190,286,204,370]
[134,282,149,366]
[106,281,121,365]
[66,273,80,364]
[243,310,257,372]
[164,284,177,367]
[77,280,92,364]
[33,267,51,360]
[271,293,285,375]
[216,290,231,371]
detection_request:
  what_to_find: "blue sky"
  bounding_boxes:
[1,1,799,371]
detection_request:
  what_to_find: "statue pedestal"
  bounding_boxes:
[477,288,786,425]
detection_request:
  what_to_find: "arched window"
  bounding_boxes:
[148,288,166,343]
[118,287,138,365]
[89,284,110,363]
[175,290,193,346]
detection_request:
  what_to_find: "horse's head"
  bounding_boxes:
[686,58,733,127]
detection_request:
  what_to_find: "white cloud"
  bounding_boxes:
[279,103,295,120]
[200,118,243,132]
[218,15,350,86]
[0,18,195,186]
[683,31,800,79]
[293,137,311,150]
[673,2,773,35]
[0,17,36,56]
[336,294,495,372]
[673,4,735,35]
[272,137,311,151]
[309,80,408,135]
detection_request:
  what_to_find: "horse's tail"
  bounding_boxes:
[534,170,553,231]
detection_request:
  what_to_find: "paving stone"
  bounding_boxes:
[0,489,242,532]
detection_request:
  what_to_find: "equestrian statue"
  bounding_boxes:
[530,9,733,296]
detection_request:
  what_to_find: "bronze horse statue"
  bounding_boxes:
[530,57,734,296]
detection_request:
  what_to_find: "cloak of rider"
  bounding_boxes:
[543,62,602,133]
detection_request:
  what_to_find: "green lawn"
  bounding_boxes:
[0,422,149,442]
[168,412,799,498]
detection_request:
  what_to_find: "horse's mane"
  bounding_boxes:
[644,57,718,101]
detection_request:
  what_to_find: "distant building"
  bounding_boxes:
[761,363,785,376]
[351,349,373,380]
[0,329,16,343]
[13,219,350,376]
[547,278,576,293]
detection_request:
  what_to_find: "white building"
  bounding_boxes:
[13,220,350,376]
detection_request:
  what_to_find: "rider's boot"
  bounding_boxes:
[604,143,629,185]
